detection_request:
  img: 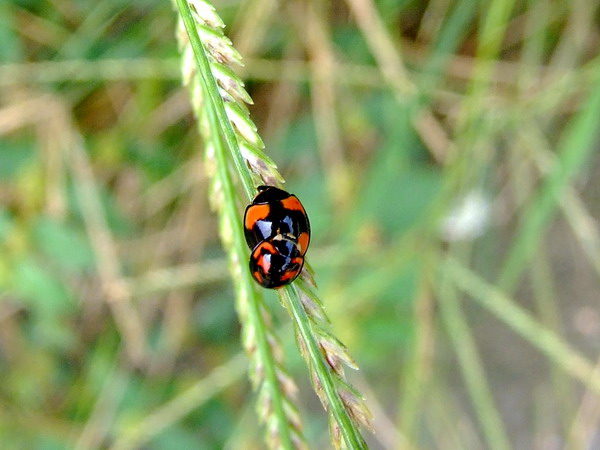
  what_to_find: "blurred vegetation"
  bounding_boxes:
[2,0,600,448]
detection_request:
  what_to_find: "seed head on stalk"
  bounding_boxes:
[173,0,372,447]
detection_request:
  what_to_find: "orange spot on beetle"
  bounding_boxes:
[252,242,276,275]
[297,232,310,255]
[258,254,271,273]
[253,270,264,284]
[281,195,305,213]
[256,241,276,254]
[245,204,270,230]
[280,269,299,281]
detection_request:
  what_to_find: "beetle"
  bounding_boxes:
[249,239,304,289]
[243,185,310,256]
[243,185,311,288]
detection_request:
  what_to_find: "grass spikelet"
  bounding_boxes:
[174,1,305,448]
[283,284,373,447]
[173,0,372,447]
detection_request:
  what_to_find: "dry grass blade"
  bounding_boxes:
[110,354,248,449]
[447,258,600,395]
[344,0,450,162]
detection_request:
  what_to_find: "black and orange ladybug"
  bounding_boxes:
[249,240,305,288]
[244,185,311,288]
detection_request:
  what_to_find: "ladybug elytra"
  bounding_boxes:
[244,185,311,288]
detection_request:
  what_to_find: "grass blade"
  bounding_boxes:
[447,258,600,395]
[498,58,600,291]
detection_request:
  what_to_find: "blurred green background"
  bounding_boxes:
[2,0,600,448]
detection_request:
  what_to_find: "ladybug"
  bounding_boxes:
[244,186,311,256]
[244,185,311,288]
[249,239,304,289]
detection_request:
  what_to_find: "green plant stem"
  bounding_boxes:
[175,0,255,200]
[175,1,297,447]
[281,285,367,450]
[111,354,248,449]
[176,1,368,447]
[437,258,511,450]
[497,57,600,291]
[208,107,296,450]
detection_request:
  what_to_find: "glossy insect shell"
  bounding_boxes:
[243,186,311,256]
[249,239,304,289]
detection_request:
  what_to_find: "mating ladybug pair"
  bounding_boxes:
[244,186,311,289]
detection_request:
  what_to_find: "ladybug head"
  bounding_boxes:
[253,185,290,204]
